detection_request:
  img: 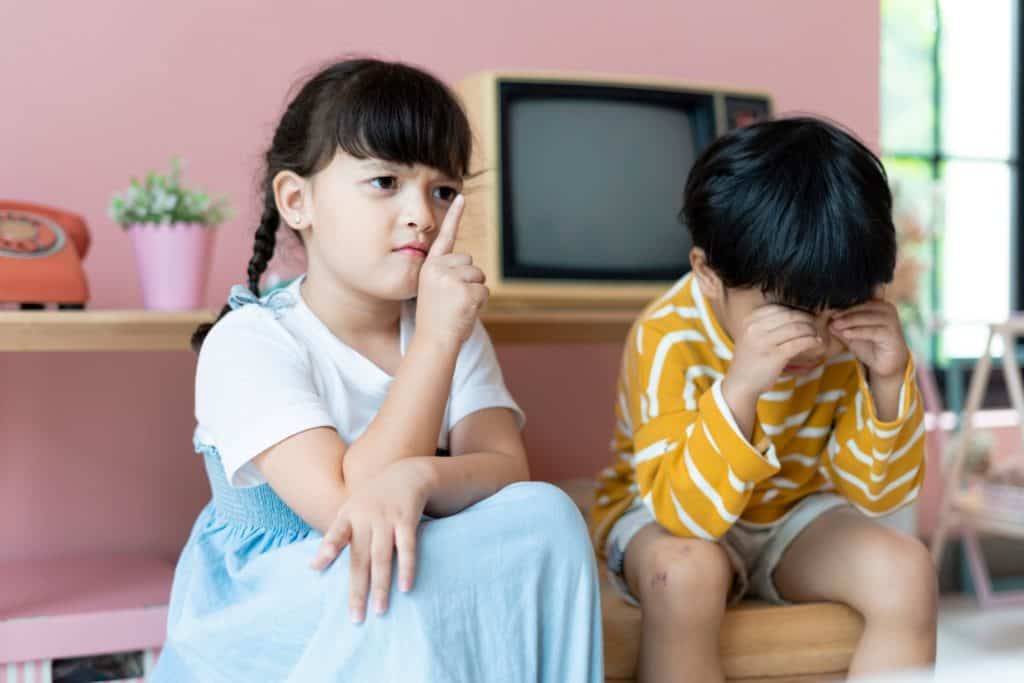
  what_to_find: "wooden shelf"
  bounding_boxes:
[0,307,638,351]
[483,306,637,344]
[0,310,212,351]
[0,554,173,663]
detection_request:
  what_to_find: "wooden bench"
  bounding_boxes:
[557,480,865,682]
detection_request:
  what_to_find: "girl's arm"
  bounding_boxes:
[418,406,529,518]
[309,406,527,623]
[340,194,487,490]
[338,333,460,490]
[251,426,350,534]
[254,405,527,534]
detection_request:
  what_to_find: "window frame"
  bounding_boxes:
[882,0,1022,413]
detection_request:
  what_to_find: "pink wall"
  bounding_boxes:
[1,1,881,562]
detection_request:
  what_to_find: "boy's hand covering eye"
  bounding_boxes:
[828,299,909,381]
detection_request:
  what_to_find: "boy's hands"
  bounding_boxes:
[416,195,489,348]
[310,458,435,624]
[721,305,824,439]
[724,305,825,399]
[829,299,909,381]
[719,298,911,432]
[829,299,909,421]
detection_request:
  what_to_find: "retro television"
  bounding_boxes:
[455,71,772,308]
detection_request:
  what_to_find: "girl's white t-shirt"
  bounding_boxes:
[194,276,524,488]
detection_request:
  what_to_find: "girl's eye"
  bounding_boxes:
[370,176,398,190]
[433,186,459,202]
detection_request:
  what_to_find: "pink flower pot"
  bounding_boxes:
[128,223,216,310]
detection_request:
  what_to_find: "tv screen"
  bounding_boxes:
[500,83,717,281]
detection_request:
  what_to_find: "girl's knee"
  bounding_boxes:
[628,530,731,624]
[503,481,584,522]
[500,482,592,553]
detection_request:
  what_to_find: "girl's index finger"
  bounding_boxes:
[428,194,465,258]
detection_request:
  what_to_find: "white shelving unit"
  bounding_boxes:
[931,316,1024,608]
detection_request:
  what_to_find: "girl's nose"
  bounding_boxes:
[403,195,435,233]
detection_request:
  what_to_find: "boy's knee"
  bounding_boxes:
[628,531,732,624]
[856,532,937,628]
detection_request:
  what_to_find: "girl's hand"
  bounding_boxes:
[415,195,489,347]
[829,299,910,381]
[310,458,434,624]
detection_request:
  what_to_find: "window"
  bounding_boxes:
[881,0,1018,366]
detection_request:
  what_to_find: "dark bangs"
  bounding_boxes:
[306,60,471,179]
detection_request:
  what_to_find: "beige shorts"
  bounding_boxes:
[604,493,849,606]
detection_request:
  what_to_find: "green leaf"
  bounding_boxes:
[107,156,232,228]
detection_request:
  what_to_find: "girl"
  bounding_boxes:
[151,58,603,682]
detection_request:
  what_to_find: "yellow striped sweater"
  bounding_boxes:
[590,273,926,555]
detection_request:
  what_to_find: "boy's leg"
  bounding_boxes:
[623,523,733,683]
[771,506,938,677]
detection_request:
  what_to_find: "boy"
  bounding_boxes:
[591,117,936,682]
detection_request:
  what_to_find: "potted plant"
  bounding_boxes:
[109,157,231,310]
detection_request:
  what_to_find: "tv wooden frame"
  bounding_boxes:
[455,70,773,309]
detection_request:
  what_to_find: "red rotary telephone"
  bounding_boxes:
[0,200,91,309]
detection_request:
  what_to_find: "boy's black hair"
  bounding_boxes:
[680,116,896,312]
[192,58,472,352]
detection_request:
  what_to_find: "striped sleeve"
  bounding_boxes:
[823,359,925,516]
[631,324,781,539]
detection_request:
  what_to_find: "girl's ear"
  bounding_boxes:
[273,170,311,233]
[690,247,725,302]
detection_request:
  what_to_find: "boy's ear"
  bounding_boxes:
[273,170,311,234]
[690,248,724,302]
